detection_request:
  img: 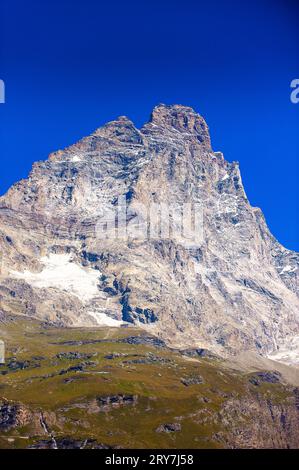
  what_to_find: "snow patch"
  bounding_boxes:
[88,311,124,327]
[267,336,299,366]
[279,265,297,275]
[10,254,101,302]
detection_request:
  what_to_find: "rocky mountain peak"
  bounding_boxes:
[0,104,298,365]
[93,116,142,145]
[145,103,211,148]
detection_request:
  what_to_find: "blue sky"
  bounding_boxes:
[0,0,298,250]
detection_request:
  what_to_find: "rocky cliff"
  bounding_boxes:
[0,104,298,364]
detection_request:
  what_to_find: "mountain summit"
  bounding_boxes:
[148,103,212,146]
[0,104,298,365]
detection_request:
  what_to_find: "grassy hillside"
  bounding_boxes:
[0,317,298,449]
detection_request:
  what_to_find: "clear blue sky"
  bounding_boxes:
[0,0,298,250]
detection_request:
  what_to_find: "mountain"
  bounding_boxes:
[0,104,298,365]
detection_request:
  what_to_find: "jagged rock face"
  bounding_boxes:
[0,104,298,362]
[217,393,299,448]
[0,400,35,430]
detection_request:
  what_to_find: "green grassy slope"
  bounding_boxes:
[0,317,298,449]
